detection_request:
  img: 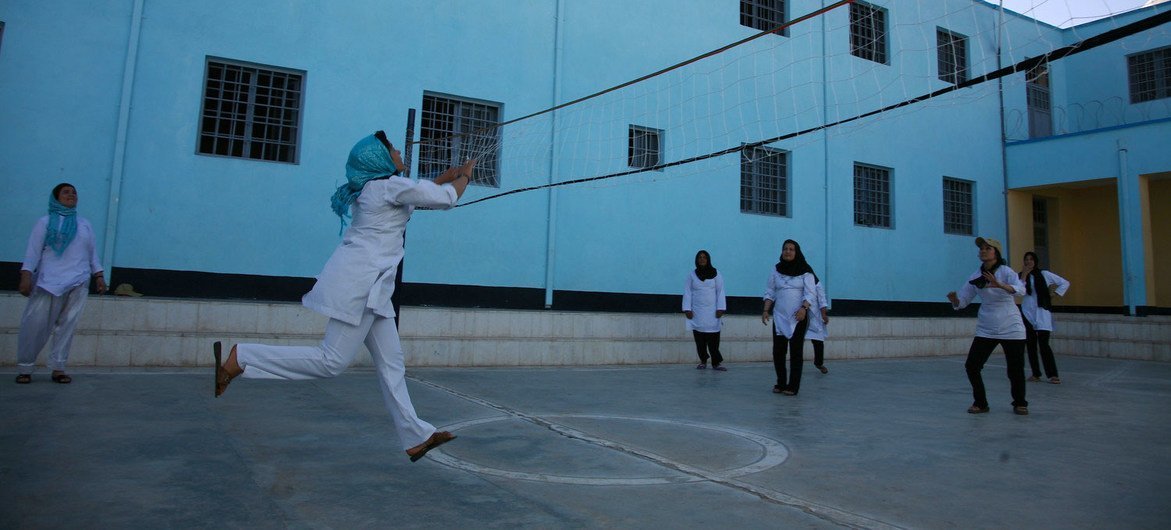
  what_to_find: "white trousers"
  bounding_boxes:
[17,284,89,374]
[236,310,435,450]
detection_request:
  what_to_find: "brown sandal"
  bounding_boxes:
[14,374,31,384]
[407,431,456,462]
[213,342,233,398]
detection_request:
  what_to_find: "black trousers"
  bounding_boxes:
[692,330,723,366]
[965,337,1028,408]
[772,318,808,393]
[812,340,825,367]
[1023,317,1059,378]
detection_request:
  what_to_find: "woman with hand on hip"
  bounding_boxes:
[1018,251,1071,384]
[213,131,474,462]
[683,250,727,371]
[762,240,816,396]
[948,237,1029,415]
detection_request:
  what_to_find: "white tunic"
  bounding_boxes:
[805,282,829,341]
[1020,270,1071,332]
[682,271,726,333]
[302,177,458,326]
[21,215,103,296]
[952,265,1027,340]
[764,270,817,339]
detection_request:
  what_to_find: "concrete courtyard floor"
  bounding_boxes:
[2,355,1169,529]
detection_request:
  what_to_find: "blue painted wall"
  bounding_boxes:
[2,0,1168,307]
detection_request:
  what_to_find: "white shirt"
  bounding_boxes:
[1020,270,1071,332]
[22,215,102,296]
[682,271,726,333]
[952,265,1027,340]
[805,282,829,341]
[302,177,458,326]
[764,270,816,339]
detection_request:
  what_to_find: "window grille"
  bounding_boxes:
[850,2,887,64]
[937,29,968,85]
[740,0,786,35]
[420,93,501,187]
[740,146,789,216]
[198,58,304,163]
[942,177,973,235]
[628,125,662,169]
[1128,46,1171,103]
[854,164,891,228]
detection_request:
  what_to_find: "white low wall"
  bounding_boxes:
[1,294,1168,368]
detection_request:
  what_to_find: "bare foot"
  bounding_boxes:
[214,343,243,397]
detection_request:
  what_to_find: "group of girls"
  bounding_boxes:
[684,237,1070,409]
[682,240,829,395]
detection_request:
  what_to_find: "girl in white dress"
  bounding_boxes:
[1018,251,1071,384]
[683,250,727,370]
[806,278,830,375]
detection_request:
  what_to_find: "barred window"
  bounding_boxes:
[854,163,891,228]
[740,0,787,36]
[850,2,887,65]
[937,28,968,85]
[740,146,789,216]
[628,125,662,169]
[198,58,304,163]
[420,93,501,187]
[1128,46,1171,103]
[942,177,973,235]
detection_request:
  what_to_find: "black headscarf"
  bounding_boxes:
[775,239,818,282]
[694,250,717,281]
[1023,251,1052,310]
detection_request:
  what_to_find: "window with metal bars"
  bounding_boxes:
[854,163,891,228]
[197,58,303,163]
[628,125,662,169]
[942,177,973,235]
[1128,46,1171,103]
[419,93,501,187]
[740,0,787,36]
[937,28,968,85]
[1026,62,1052,138]
[850,2,887,65]
[740,146,789,217]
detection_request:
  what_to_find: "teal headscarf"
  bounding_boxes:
[45,189,78,256]
[330,132,401,231]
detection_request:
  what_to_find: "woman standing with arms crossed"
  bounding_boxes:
[762,240,816,395]
[948,237,1029,415]
[1019,251,1071,384]
[683,250,727,371]
[213,131,474,462]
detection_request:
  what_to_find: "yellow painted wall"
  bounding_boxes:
[1149,177,1171,307]
[1006,190,1033,269]
[1048,185,1124,306]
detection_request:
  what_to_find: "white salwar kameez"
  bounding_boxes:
[805,282,829,341]
[1020,271,1071,331]
[236,177,457,450]
[682,271,725,332]
[18,216,102,375]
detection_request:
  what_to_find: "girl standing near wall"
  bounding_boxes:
[1018,251,1071,384]
[683,250,727,371]
[763,240,816,396]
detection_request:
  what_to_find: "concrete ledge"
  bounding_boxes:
[2,294,1168,367]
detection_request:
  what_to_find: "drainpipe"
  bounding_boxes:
[821,1,831,300]
[544,0,565,308]
[102,0,145,281]
[996,1,1011,260]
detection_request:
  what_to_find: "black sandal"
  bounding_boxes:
[14,374,31,384]
[51,372,72,384]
